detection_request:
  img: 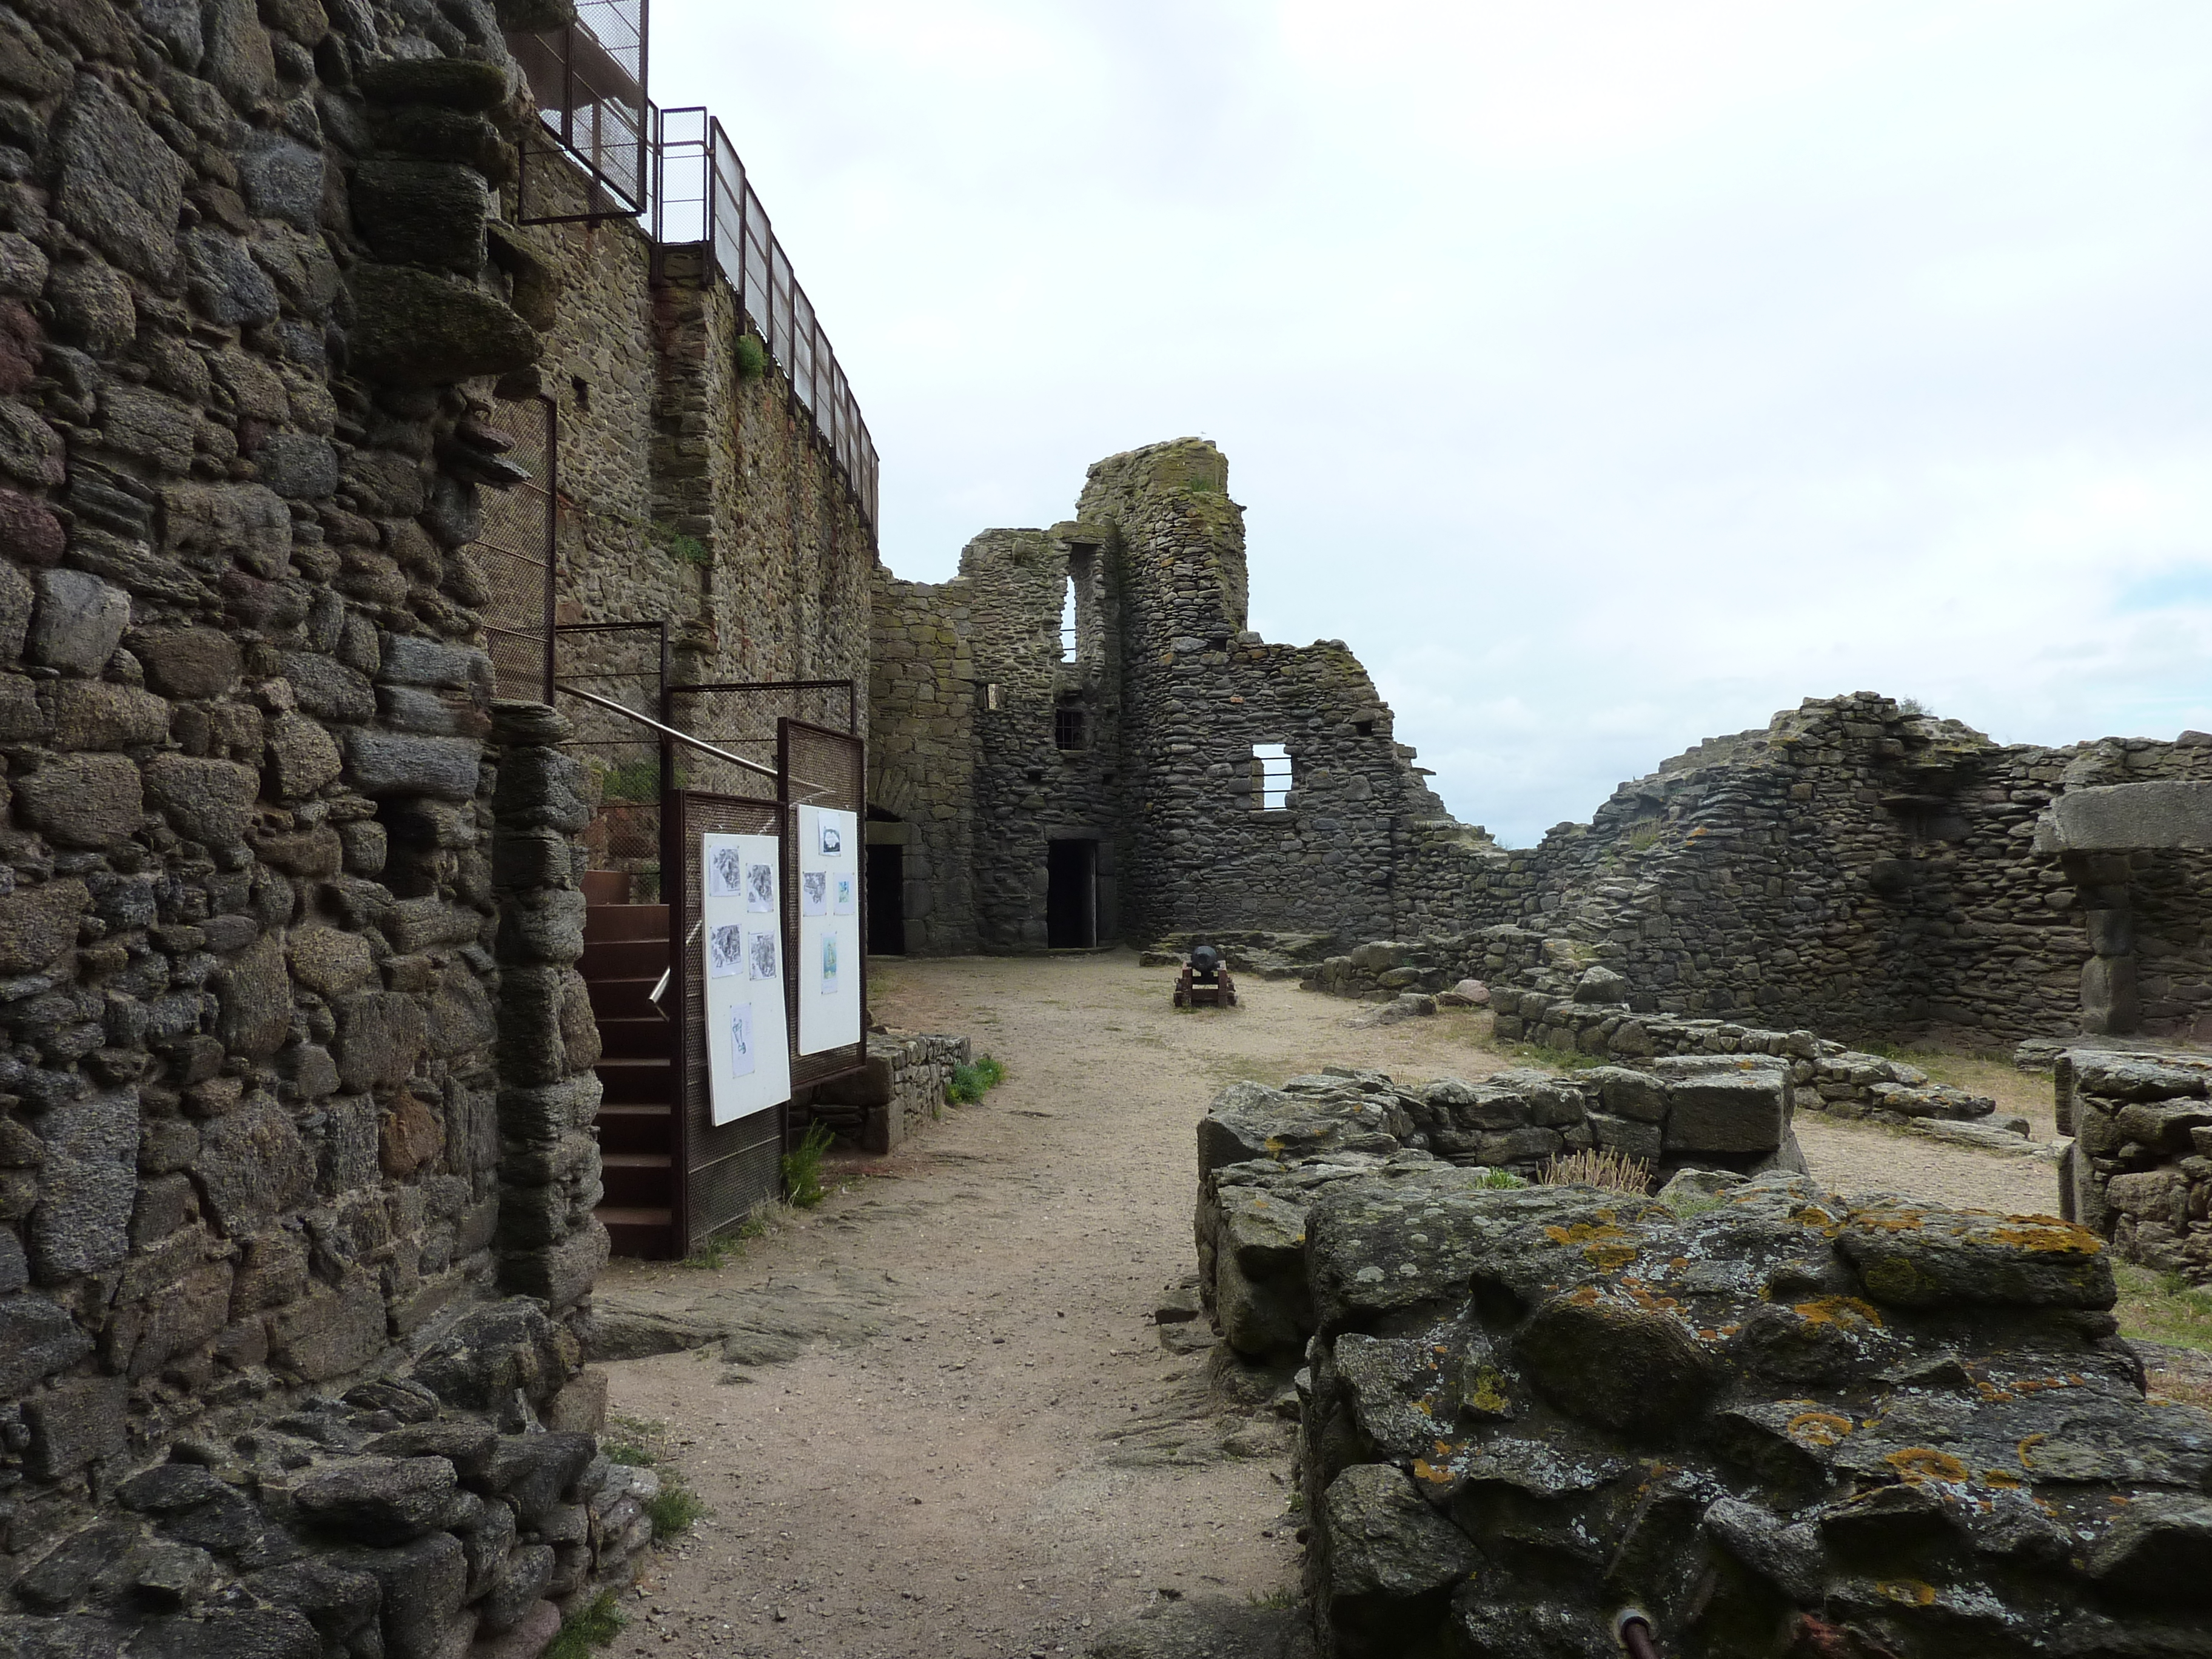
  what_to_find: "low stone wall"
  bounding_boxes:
[1293,1166,2208,1658]
[1194,1065,1806,1361]
[0,1299,651,1657]
[1304,941,2010,1130]
[799,1030,971,1154]
[2063,1046,2212,1282]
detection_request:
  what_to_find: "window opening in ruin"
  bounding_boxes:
[1054,707,1089,752]
[985,683,1002,711]
[571,375,591,412]
[1353,720,1375,737]
[1059,576,1078,662]
[1250,743,1293,811]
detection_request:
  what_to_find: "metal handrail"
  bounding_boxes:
[554,681,838,802]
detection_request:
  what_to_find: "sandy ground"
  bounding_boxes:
[596,952,2068,1658]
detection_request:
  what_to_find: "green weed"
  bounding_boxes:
[1474,1168,1526,1190]
[782,1120,837,1208]
[1245,1588,1299,1610]
[947,1053,1007,1104]
[680,1208,769,1271]
[597,758,663,803]
[648,1481,711,1539]
[2115,1262,2212,1353]
[545,1591,625,1659]
[735,333,768,381]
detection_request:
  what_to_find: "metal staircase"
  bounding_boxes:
[580,869,680,1258]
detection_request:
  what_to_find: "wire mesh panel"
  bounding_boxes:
[554,623,669,897]
[511,1,649,223]
[671,790,787,1248]
[666,680,856,803]
[779,717,867,1090]
[475,395,556,705]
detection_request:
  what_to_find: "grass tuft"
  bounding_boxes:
[682,1207,771,1270]
[1473,1168,1526,1190]
[947,1053,1007,1104]
[545,1591,625,1659]
[1538,1146,1654,1195]
[782,1120,837,1208]
[1245,1588,1299,1610]
[648,1481,711,1539]
[735,333,768,381]
[2115,1262,2212,1353]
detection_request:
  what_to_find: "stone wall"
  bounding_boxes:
[866,567,979,955]
[2061,1045,2212,1284]
[1193,1064,1809,1363]
[1294,1167,2207,1658]
[868,440,1450,953]
[1366,694,2212,1047]
[0,0,647,1645]
[1185,1074,2212,1659]
[794,1027,970,1155]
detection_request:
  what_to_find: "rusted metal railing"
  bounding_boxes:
[652,106,880,535]
[509,0,650,223]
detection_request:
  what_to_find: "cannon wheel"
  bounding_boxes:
[1172,969,1192,1008]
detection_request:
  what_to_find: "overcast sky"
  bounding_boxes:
[651,1,2212,845]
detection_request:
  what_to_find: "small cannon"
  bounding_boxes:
[1172,943,1238,1009]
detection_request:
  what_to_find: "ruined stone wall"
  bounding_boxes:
[1382,693,2212,1046]
[0,0,649,1644]
[865,566,979,954]
[2062,1046,2212,1284]
[1081,441,1446,947]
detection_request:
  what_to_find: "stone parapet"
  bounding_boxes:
[2062,1044,2212,1283]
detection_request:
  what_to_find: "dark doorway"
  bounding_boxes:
[866,842,905,956]
[1047,839,1097,949]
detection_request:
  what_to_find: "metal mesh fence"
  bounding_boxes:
[475,395,556,705]
[665,680,855,800]
[510,2,649,223]
[654,107,880,533]
[671,789,788,1250]
[555,623,668,897]
[779,718,868,1090]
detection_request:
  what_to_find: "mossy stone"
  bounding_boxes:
[347,265,540,387]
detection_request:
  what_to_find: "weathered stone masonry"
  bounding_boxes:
[870,439,1450,953]
[0,0,665,1649]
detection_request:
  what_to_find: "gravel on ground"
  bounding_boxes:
[593,951,2068,1659]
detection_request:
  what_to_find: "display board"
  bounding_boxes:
[795,805,862,1056]
[700,831,791,1125]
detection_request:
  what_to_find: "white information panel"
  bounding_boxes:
[700,832,790,1125]
[796,805,862,1056]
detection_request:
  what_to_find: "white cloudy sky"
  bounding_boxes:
[651,1,2212,845]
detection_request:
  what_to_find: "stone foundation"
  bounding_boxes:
[2062,1045,2212,1282]
[797,1029,971,1155]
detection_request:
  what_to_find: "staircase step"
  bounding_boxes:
[601,1151,675,1208]
[580,870,633,905]
[597,1205,677,1259]
[585,903,671,943]
[596,1056,674,1105]
[588,977,663,1022]
[595,1103,675,1155]
[582,939,669,980]
[598,1016,674,1059]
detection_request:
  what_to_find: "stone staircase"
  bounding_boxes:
[580,871,680,1258]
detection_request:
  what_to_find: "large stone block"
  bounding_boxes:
[337,991,429,1092]
[193,1095,313,1236]
[0,1293,93,1394]
[53,78,186,283]
[2051,779,2212,851]
[134,628,244,700]
[183,227,283,328]
[347,265,539,388]
[13,753,139,846]
[344,729,483,799]
[268,1269,387,1382]
[51,680,170,751]
[500,1219,608,1312]
[489,746,589,833]
[27,568,129,675]
[343,1530,469,1659]
[284,651,377,723]
[27,1088,137,1280]
[351,159,490,275]
[0,879,89,976]
[266,711,345,797]
[23,1375,129,1479]
[161,481,291,577]
[237,129,322,232]
[215,936,292,1059]
[1658,1064,1788,1155]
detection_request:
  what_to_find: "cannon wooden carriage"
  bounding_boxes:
[1172,943,1237,1008]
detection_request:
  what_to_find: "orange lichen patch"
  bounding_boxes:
[1584,1244,1640,1270]
[1982,1470,2023,1490]
[1793,1296,1885,1331]
[1887,1448,1970,1485]
[1568,1285,1604,1306]
[1463,1367,1510,1416]
[1990,1220,2102,1256]
[2017,1433,2046,1470]
[1412,1458,1453,1487]
[1787,1412,1854,1448]
[1546,1222,1631,1248]
[1434,1439,1458,1460]
[1718,1323,1742,1338]
[1669,1257,1690,1272]
[1415,1399,1435,1417]
[1976,1382,2017,1403]
[1876,1581,1938,1607]
[1789,1204,1840,1229]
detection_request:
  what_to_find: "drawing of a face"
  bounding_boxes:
[748,931,779,980]
[709,923,743,977]
[709,846,745,895]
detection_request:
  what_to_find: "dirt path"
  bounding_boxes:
[594,952,2066,1658]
